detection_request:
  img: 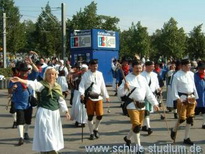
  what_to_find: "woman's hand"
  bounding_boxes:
[65,111,71,120]
[154,105,160,111]
[10,77,21,83]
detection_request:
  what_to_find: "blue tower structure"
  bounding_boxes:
[70,29,119,85]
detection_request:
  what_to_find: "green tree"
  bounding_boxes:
[158,17,187,59]
[66,1,120,56]
[22,20,36,52]
[0,0,26,54]
[34,2,61,56]
[119,22,151,59]
[68,1,119,30]
[150,29,163,60]
[187,24,205,60]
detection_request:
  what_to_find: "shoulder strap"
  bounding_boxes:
[127,87,136,97]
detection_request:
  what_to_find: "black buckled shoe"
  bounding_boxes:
[170,128,176,141]
[160,115,165,120]
[12,122,17,128]
[75,121,79,127]
[183,138,194,145]
[141,126,147,131]
[147,128,153,135]
[174,113,178,119]
[202,125,205,129]
[93,130,100,138]
[89,134,94,140]
[17,138,24,146]
[81,123,85,128]
[123,136,131,147]
[24,133,30,140]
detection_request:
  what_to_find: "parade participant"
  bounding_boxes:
[56,60,69,98]
[170,59,198,145]
[111,58,120,96]
[10,67,71,153]
[194,61,205,129]
[169,60,182,119]
[70,64,88,127]
[118,60,159,147]
[8,62,33,146]
[141,61,160,135]
[79,59,109,140]
[166,61,176,112]
[118,58,130,86]
[154,61,165,120]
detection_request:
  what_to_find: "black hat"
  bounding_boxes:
[198,61,205,69]
[18,63,31,72]
[181,59,190,66]
[89,59,98,65]
[35,60,43,66]
[145,61,154,66]
[15,61,23,71]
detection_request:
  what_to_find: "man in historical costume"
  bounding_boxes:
[79,59,109,140]
[118,60,159,148]
[170,59,198,145]
[8,62,34,145]
[70,64,88,127]
[194,61,205,129]
[141,61,161,135]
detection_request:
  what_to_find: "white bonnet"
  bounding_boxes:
[81,64,88,69]
[43,66,58,80]
[59,60,64,65]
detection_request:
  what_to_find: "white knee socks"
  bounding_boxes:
[184,124,191,139]
[88,121,94,134]
[17,125,24,138]
[94,119,101,131]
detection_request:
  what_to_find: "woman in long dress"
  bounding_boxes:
[11,67,71,153]
[70,64,88,127]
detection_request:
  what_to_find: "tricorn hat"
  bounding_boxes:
[18,63,31,72]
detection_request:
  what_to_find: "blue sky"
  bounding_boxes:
[14,0,205,34]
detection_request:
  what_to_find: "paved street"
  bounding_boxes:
[0,87,204,154]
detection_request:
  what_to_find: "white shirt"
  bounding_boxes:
[79,70,109,101]
[27,80,68,113]
[55,65,69,77]
[171,70,198,101]
[118,73,158,110]
[141,71,160,93]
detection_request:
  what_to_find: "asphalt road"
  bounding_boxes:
[0,87,204,154]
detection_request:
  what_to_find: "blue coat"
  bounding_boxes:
[194,72,205,107]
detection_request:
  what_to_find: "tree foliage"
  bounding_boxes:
[187,24,205,60]
[1,1,205,61]
[119,22,151,59]
[34,2,61,56]
[0,0,26,53]
[158,18,187,59]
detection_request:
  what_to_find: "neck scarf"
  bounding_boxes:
[16,74,28,89]
[40,80,63,98]
[198,72,205,80]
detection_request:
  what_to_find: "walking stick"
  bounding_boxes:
[81,102,84,143]
[119,64,130,91]
[107,101,111,113]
